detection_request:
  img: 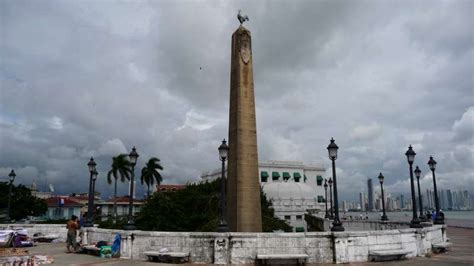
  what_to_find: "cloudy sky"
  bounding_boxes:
[0,0,472,201]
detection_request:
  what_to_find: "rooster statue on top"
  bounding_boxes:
[237,10,249,25]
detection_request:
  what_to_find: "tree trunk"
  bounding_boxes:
[147,184,150,198]
[113,178,117,223]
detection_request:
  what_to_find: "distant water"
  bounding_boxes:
[343,210,474,229]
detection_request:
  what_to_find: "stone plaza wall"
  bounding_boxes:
[83,229,333,264]
[0,224,68,241]
[0,223,447,264]
[341,220,410,231]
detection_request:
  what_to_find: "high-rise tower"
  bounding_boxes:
[367,179,375,211]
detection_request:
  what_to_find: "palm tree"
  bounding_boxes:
[107,154,132,222]
[140,157,164,197]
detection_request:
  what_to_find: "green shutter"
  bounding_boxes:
[260,171,268,182]
[282,172,291,181]
[316,176,323,186]
[293,172,301,182]
[295,227,305,232]
[272,172,280,181]
[317,195,325,203]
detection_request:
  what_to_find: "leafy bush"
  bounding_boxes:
[0,182,47,222]
[97,218,129,229]
[135,178,292,232]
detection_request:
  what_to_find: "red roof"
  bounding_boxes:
[46,197,83,207]
[70,196,89,201]
[99,196,145,204]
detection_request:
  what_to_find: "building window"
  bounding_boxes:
[284,215,291,221]
[272,172,280,181]
[261,171,269,182]
[53,208,63,218]
[293,172,301,182]
[317,195,325,203]
[68,208,74,217]
[316,176,323,186]
[282,172,291,181]
[296,215,302,220]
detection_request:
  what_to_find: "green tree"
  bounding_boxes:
[107,154,132,221]
[0,182,47,222]
[135,178,291,232]
[140,157,163,197]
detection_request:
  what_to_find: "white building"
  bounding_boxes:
[201,160,326,232]
[96,196,144,221]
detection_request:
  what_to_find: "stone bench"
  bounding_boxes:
[432,242,452,253]
[369,250,410,262]
[143,251,189,264]
[256,253,308,266]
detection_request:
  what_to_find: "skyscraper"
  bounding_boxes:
[400,194,405,209]
[367,179,375,211]
[439,190,446,210]
[463,190,471,209]
[426,189,433,209]
[359,192,365,211]
[447,189,453,210]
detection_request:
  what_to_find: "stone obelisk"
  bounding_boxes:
[226,15,262,232]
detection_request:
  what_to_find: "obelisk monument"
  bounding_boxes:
[226,11,262,232]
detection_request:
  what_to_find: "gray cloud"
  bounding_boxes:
[0,0,472,201]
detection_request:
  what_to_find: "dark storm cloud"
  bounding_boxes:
[0,0,472,201]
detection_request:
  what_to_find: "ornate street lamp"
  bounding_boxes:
[328,177,333,219]
[84,158,97,227]
[378,173,388,221]
[217,139,229,232]
[324,179,329,219]
[327,138,344,231]
[414,166,426,222]
[405,145,422,228]
[91,169,98,217]
[428,156,444,225]
[125,146,139,230]
[6,169,16,222]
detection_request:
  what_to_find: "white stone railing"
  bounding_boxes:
[0,223,447,264]
[0,224,68,241]
[339,220,411,231]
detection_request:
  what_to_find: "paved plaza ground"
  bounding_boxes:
[23,227,473,265]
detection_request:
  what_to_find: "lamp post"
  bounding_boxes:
[428,156,444,225]
[125,146,139,230]
[328,177,333,219]
[327,138,344,231]
[414,166,425,222]
[6,169,16,222]
[378,173,388,221]
[217,139,230,232]
[324,179,329,219]
[85,158,97,227]
[405,145,422,228]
